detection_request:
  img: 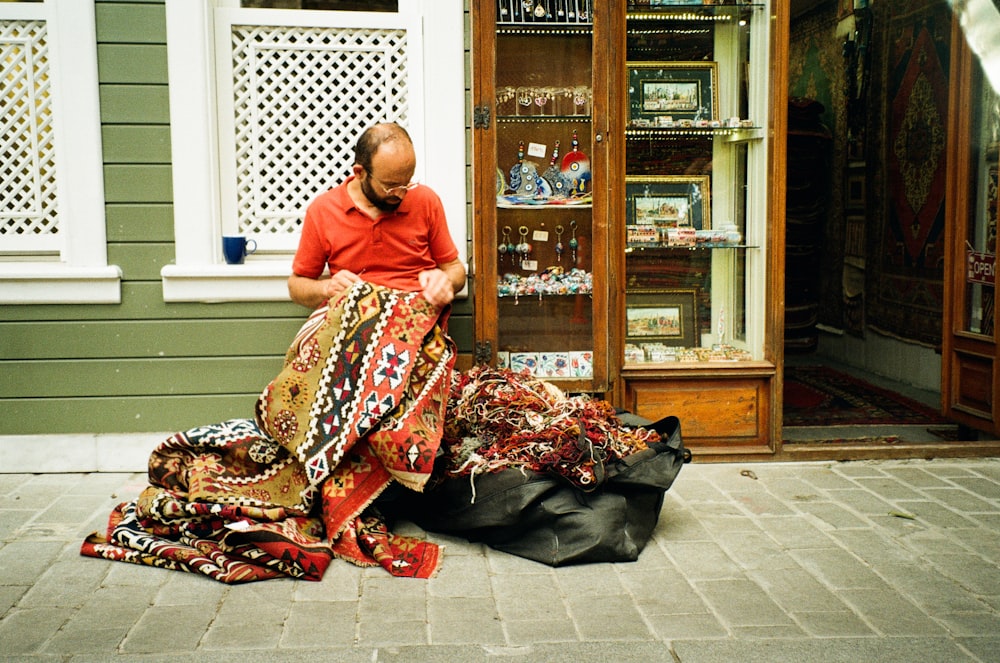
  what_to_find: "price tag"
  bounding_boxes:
[526,142,547,158]
[532,230,549,242]
[521,260,538,271]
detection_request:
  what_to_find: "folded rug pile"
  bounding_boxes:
[82,282,454,583]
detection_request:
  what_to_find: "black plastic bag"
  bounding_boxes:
[400,415,688,566]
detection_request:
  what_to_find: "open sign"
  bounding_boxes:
[967,251,996,285]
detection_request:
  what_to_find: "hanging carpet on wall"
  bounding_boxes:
[866,0,951,346]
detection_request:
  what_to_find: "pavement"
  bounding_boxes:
[2,458,1000,662]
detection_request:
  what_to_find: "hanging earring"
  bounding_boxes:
[554,224,564,262]
[568,219,579,264]
[499,226,512,266]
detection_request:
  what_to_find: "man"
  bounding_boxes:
[288,122,466,309]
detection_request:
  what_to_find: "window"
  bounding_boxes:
[161,0,466,302]
[0,0,120,304]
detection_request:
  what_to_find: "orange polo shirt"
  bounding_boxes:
[292,176,459,292]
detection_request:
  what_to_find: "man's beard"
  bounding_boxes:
[361,178,402,212]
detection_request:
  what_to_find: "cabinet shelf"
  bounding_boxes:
[626,2,762,22]
[625,243,757,251]
[626,126,763,141]
[498,115,593,123]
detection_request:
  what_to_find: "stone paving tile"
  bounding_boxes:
[564,593,653,640]
[694,578,799,629]
[747,566,851,613]
[282,600,357,647]
[837,587,948,636]
[791,610,874,637]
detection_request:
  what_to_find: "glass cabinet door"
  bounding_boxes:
[474,0,609,391]
[622,2,767,367]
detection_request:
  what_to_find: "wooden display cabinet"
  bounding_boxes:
[472,1,788,455]
[471,0,612,393]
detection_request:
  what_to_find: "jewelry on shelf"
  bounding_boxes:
[499,225,512,265]
[542,140,570,198]
[509,141,525,191]
[561,130,591,195]
[568,219,579,264]
[554,224,565,262]
[496,268,593,299]
[517,225,532,267]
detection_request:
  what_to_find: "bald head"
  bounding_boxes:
[354,122,414,172]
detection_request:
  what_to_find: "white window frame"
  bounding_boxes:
[160,0,466,302]
[0,1,120,305]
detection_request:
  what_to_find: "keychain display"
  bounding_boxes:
[499,226,514,266]
[498,131,592,207]
[542,141,572,198]
[516,225,532,267]
[568,219,579,263]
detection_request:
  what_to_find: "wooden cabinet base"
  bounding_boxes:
[624,370,774,450]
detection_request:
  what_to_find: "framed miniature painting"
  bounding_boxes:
[625,289,699,348]
[625,175,711,240]
[628,61,719,123]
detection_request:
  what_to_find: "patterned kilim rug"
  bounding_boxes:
[82,282,455,583]
[783,365,949,427]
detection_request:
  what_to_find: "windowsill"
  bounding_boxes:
[161,260,471,303]
[161,261,293,302]
[0,263,122,304]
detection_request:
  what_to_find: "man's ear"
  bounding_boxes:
[352,164,365,178]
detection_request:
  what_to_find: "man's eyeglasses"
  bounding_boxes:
[368,172,419,197]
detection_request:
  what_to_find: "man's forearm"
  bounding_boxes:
[441,260,467,293]
[287,273,329,309]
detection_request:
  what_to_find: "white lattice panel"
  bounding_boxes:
[0,19,58,251]
[229,24,409,241]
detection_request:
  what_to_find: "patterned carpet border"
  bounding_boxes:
[783,365,950,427]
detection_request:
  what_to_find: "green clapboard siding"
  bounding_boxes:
[97,44,168,85]
[0,319,305,360]
[103,164,173,203]
[100,85,170,124]
[95,2,166,43]
[106,204,175,242]
[107,243,177,282]
[102,126,172,164]
[0,395,261,435]
[4,357,284,398]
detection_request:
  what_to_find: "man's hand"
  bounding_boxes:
[418,268,456,307]
[288,270,360,309]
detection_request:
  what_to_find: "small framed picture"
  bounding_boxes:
[625,289,699,348]
[626,175,711,242]
[628,61,719,124]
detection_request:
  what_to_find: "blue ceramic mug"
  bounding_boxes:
[222,236,257,265]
